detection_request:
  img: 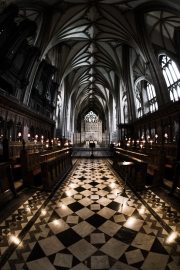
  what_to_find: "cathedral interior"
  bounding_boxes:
[0,0,180,269]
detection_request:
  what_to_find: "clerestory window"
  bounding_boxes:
[146,82,158,112]
[135,80,157,118]
[159,55,180,102]
[136,96,143,118]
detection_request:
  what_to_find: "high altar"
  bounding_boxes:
[81,111,102,144]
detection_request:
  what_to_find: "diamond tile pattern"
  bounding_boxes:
[0,158,180,270]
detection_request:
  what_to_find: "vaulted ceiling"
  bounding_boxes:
[11,0,180,119]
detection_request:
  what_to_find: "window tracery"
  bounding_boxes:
[135,80,158,118]
[136,96,142,118]
[147,83,158,113]
[160,55,180,102]
[85,111,98,123]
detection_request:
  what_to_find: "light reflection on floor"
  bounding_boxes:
[0,158,180,270]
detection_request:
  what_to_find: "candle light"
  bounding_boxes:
[18,132,21,142]
[155,134,158,143]
[150,140,153,149]
[64,140,68,146]
[34,134,38,144]
[57,141,61,147]
[117,141,121,147]
[45,139,49,148]
[164,133,168,143]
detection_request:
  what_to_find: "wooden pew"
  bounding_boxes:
[113,147,166,188]
[141,148,166,186]
[145,150,166,186]
[20,147,72,190]
[0,163,16,206]
[164,155,176,181]
[143,143,177,181]
[20,150,42,186]
[169,161,180,198]
[113,149,148,190]
[40,148,72,191]
[9,142,23,162]
[9,142,46,183]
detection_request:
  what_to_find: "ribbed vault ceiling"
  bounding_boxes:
[12,0,180,118]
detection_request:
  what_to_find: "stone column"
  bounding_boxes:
[122,45,136,122]
[135,10,170,106]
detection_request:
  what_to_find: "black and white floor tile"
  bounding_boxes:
[137,189,180,238]
[0,158,180,270]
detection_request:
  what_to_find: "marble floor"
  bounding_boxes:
[0,158,180,270]
[72,150,112,157]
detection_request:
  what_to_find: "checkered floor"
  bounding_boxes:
[0,158,180,270]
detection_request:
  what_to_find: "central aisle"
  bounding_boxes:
[1,158,180,270]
